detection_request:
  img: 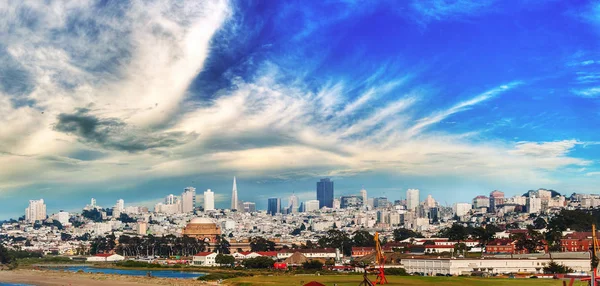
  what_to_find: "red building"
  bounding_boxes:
[486,239,516,254]
[561,232,598,252]
[351,247,375,258]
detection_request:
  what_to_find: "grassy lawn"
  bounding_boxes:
[225,275,588,286]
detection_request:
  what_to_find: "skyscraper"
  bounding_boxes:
[406,189,420,211]
[25,199,46,223]
[115,199,125,211]
[204,189,215,211]
[288,193,299,214]
[231,177,238,210]
[360,187,367,206]
[316,178,334,208]
[267,198,281,215]
[181,187,196,213]
[489,190,505,213]
[243,202,256,213]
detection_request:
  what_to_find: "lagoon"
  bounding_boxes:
[49,266,205,279]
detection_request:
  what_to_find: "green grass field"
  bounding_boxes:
[225,275,589,286]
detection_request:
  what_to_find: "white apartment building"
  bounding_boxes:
[56,211,69,225]
[204,189,215,211]
[527,196,542,214]
[25,199,46,223]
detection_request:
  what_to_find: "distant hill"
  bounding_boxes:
[522,189,562,198]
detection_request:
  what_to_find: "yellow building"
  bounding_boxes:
[182,217,221,243]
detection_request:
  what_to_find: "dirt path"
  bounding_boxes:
[0,270,218,286]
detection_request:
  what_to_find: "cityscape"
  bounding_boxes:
[2,0,600,285]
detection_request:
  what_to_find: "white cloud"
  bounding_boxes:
[571,87,600,98]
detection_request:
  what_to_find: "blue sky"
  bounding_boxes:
[1,0,600,219]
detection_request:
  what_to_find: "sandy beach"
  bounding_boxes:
[0,270,219,286]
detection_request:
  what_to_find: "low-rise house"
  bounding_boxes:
[86,253,124,262]
[351,247,374,258]
[192,252,218,266]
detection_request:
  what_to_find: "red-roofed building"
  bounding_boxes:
[561,232,599,252]
[351,247,375,258]
[192,252,217,266]
[486,239,516,254]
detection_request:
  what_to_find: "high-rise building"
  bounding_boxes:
[316,178,334,208]
[231,177,239,210]
[25,199,46,223]
[527,195,542,214]
[304,200,320,212]
[360,187,367,206]
[406,189,420,211]
[373,197,389,208]
[452,202,472,217]
[138,221,148,235]
[181,187,196,213]
[204,189,215,211]
[340,195,362,208]
[288,193,299,214]
[90,198,96,207]
[423,195,436,208]
[243,202,256,213]
[489,190,505,213]
[472,195,490,209]
[165,194,177,205]
[333,198,341,209]
[267,198,281,215]
[115,199,125,211]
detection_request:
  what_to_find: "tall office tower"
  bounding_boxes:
[406,189,420,211]
[489,190,505,213]
[452,202,472,217]
[25,199,46,223]
[243,202,256,213]
[267,198,281,215]
[115,199,125,212]
[288,193,299,214]
[181,187,196,213]
[360,187,367,206]
[204,189,215,211]
[231,177,239,210]
[316,178,334,208]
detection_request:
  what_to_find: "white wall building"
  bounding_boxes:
[403,257,589,275]
[193,252,218,266]
[288,193,299,213]
[204,189,215,211]
[25,199,46,223]
[406,189,420,211]
[181,187,196,213]
[56,211,69,225]
[528,196,542,214]
[304,200,320,212]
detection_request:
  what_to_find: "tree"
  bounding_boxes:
[242,256,274,269]
[423,240,435,246]
[533,217,547,229]
[82,209,104,222]
[60,233,72,241]
[393,228,423,242]
[317,229,352,256]
[513,226,544,253]
[250,237,276,252]
[118,213,136,223]
[543,261,573,274]
[214,235,231,254]
[352,230,375,247]
[472,226,496,250]
[290,228,302,236]
[302,260,324,270]
[0,244,12,264]
[215,254,235,266]
[438,223,468,242]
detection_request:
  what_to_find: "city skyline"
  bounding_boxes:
[2,1,600,219]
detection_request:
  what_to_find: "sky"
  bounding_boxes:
[1,0,600,219]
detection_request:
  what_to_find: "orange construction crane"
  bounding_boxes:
[374,232,388,284]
